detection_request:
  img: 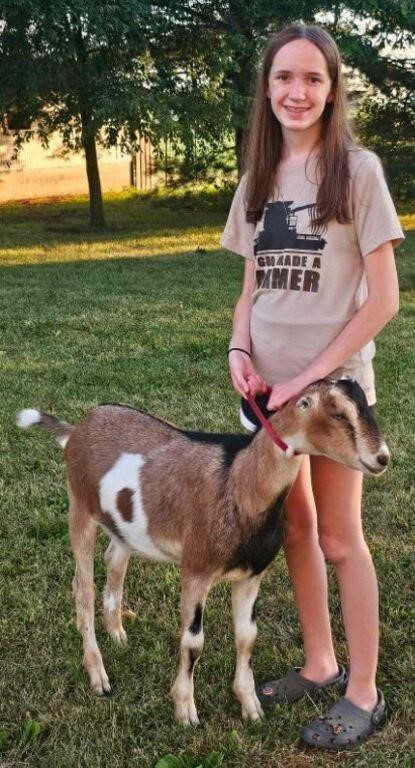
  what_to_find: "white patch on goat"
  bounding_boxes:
[281,432,310,455]
[103,592,117,614]
[182,628,204,650]
[16,409,41,428]
[99,453,172,561]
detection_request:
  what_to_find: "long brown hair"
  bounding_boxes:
[244,25,356,227]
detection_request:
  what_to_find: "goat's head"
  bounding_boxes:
[270,378,390,475]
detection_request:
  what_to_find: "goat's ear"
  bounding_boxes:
[296,395,313,411]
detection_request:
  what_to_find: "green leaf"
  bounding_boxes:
[0,730,10,754]
[154,756,184,768]
[203,751,225,768]
[228,730,240,748]
[20,719,42,747]
[178,753,200,768]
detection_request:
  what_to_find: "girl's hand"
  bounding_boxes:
[228,350,268,398]
[267,374,310,410]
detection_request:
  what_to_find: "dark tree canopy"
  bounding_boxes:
[0,0,413,225]
[160,0,414,174]
[0,0,156,227]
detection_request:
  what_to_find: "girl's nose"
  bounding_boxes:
[289,80,306,99]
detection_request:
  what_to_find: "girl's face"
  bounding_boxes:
[267,39,334,138]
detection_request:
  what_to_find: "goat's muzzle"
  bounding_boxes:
[359,444,390,476]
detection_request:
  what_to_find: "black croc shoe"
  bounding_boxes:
[301,689,387,751]
[256,664,348,707]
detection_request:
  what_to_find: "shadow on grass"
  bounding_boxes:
[0,187,233,251]
[0,248,234,295]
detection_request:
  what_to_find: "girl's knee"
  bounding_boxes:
[284,505,318,548]
[318,531,368,566]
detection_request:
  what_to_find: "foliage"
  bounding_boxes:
[157,1,415,175]
[0,718,44,759]
[0,0,154,144]
[0,0,156,227]
[0,2,413,211]
[19,718,43,748]
[354,89,415,200]
[155,135,236,185]
[0,730,10,754]
[156,1,317,173]
[155,750,224,768]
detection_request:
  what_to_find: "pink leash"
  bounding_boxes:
[246,387,292,455]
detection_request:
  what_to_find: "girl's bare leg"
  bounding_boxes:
[284,457,339,682]
[311,456,378,711]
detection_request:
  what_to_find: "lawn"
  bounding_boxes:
[0,189,414,768]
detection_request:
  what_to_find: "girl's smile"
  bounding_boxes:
[283,106,310,116]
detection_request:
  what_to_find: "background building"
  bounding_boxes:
[0,129,154,202]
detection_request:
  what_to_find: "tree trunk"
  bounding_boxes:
[81,111,105,229]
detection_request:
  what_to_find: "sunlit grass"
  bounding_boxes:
[0,228,222,265]
[398,213,415,231]
[0,187,231,266]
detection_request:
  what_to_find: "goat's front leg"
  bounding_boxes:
[103,539,130,644]
[171,573,212,726]
[232,574,264,721]
[69,495,110,695]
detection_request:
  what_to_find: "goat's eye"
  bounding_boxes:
[333,413,347,421]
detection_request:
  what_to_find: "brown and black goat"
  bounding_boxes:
[17,378,389,725]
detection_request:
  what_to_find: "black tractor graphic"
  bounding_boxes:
[254,201,327,253]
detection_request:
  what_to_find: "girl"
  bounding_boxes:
[221,25,404,750]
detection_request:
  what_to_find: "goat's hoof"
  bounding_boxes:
[178,715,200,727]
[174,703,200,727]
[90,669,112,696]
[109,626,128,645]
[93,682,112,696]
[178,716,200,728]
[242,709,264,722]
[241,694,264,722]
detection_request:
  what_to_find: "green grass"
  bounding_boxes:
[0,189,414,768]
[0,186,231,266]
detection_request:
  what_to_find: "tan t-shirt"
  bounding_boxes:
[220,148,404,405]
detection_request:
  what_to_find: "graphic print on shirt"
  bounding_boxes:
[254,201,327,294]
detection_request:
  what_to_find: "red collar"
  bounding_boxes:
[246,389,292,455]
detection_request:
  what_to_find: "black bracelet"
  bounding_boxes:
[227,347,252,358]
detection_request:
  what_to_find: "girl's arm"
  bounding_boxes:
[229,260,267,397]
[267,241,399,409]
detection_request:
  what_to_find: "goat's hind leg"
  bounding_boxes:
[69,492,110,695]
[232,574,264,721]
[103,539,130,644]
[171,573,212,726]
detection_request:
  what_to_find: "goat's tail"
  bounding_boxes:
[16,408,74,449]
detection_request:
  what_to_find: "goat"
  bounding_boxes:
[17,378,389,725]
